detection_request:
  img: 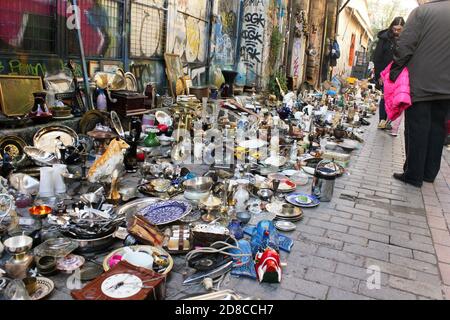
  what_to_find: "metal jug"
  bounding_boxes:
[311,159,339,202]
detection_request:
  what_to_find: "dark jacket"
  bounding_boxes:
[390,0,450,102]
[373,29,396,88]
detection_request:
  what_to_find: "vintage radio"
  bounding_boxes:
[107,90,148,117]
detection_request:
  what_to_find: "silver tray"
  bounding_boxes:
[33,125,78,154]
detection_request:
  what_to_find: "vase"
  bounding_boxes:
[233,183,249,213]
[144,129,160,147]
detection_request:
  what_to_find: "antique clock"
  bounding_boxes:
[71,261,166,300]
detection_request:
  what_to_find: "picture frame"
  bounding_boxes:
[164,53,184,97]
[100,60,124,73]
[0,75,44,117]
[88,60,101,78]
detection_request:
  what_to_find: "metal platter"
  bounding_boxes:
[117,197,160,227]
[33,125,78,154]
[125,72,138,92]
[0,135,28,168]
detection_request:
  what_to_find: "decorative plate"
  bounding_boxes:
[33,125,78,154]
[139,200,192,225]
[30,277,54,300]
[286,193,320,208]
[56,254,85,273]
[0,135,28,167]
[274,221,297,232]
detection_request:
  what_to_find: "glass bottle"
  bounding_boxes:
[233,183,249,213]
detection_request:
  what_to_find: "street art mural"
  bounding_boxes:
[167,0,209,64]
[211,0,239,68]
[238,0,268,86]
[129,0,166,58]
[0,0,122,58]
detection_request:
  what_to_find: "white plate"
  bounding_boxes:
[264,156,287,167]
[238,139,268,149]
[282,170,299,176]
[302,167,315,175]
[275,221,297,232]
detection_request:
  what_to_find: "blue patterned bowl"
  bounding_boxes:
[139,200,192,225]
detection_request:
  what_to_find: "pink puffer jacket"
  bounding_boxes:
[380,62,412,121]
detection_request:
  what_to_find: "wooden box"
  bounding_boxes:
[107,90,147,117]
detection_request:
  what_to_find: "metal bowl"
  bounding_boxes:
[29,205,52,219]
[183,177,213,193]
[236,212,251,225]
[257,189,273,201]
[3,235,33,255]
[24,146,59,166]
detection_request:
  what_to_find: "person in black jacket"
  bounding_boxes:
[390,0,450,188]
[373,17,406,129]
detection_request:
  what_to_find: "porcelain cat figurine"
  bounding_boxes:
[87,138,129,183]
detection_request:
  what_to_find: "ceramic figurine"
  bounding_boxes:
[87,138,130,183]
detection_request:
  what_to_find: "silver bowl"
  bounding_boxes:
[3,235,33,255]
[183,177,213,193]
[24,146,59,166]
[257,189,274,201]
[236,212,251,225]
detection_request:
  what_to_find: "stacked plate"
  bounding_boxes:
[266,202,304,223]
[285,192,320,208]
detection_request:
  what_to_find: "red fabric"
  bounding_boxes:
[381,62,412,121]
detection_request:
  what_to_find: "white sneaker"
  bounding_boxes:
[389,132,398,137]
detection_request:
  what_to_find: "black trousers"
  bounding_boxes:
[403,100,450,184]
[379,98,387,121]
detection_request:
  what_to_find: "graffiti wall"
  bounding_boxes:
[211,0,240,68]
[238,0,268,87]
[129,60,166,94]
[167,0,210,65]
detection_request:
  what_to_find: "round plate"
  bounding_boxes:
[139,200,192,225]
[30,277,54,300]
[238,139,268,149]
[286,193,320,208]
[53,114,75,120]
[275,221,297,232]
[56,254,85,273]
[33,125,78,154]
[103,245,173,274]
[296,195,313,205]
[282,170,299,176]
[266,202,303,218]
[125,72,138,91]
[0,135,28,167]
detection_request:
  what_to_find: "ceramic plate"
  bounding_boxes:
[140,200,192,225]
[0,135,28,167]
[296,195,313,205]
[30,277,54,300]
[275,221,297,232]
[286,193,320,208]
[264,156,287,167]
[282,170,299,176]
[238,139,268,149]
[302,166,315,176]
[56,254,85,273]
[53,115,75,120]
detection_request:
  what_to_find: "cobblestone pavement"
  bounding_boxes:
[45,116,450,300]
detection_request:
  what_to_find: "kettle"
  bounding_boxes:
[311,159,340,202]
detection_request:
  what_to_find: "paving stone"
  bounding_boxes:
[430,228,450,246]
[335,204,371,217]
[390,236,436,254]
[390,254,440,275]
[327,287,373,300]
[388,276,443,300]
[307,218,349,233]
[390,222,431,237]
[368,241,413,258]
[343,243,389,261]
[352,214,390,227]
[295,224,327,237]
[316,247,365,267]
[297,233,344,250]
[434,244,450,264]
[280,275,329,299]
[410,233,434,245]
[358,282,417,300]
[349,227,390,243]
[365,258,415,279]
[335,263,388,286]
[413,250,438,265]
[427,216,448,230]
[371,212,409,225]
[326,230,368,246]
[304,267,360,293]
[330,216,370,230]
[370,225,410,239]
